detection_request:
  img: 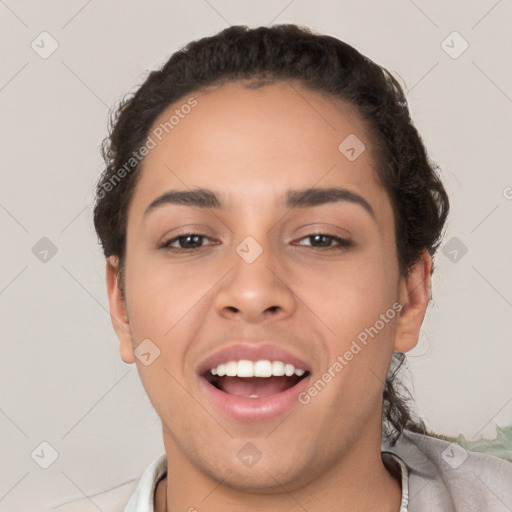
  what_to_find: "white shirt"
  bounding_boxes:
[51,429,512,511]
[122,430,512,511]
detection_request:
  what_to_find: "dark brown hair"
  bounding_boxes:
[93,24,449,444]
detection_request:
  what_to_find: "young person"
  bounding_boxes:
[93,24,512,511]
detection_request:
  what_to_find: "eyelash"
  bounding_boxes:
[160,233,353,252]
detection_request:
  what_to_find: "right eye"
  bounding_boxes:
[160,233,218,252]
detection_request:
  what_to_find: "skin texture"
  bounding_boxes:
[106,81,431,512]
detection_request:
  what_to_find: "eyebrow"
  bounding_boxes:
[144,187,375,219]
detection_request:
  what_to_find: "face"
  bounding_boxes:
[107,81,430,492]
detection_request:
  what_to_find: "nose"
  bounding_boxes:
[214,239,297,324]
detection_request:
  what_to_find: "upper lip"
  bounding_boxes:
[196,343,311,376]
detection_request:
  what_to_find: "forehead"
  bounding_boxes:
[129,81,392,223]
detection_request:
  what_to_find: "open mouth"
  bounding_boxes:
[202,360,310,398]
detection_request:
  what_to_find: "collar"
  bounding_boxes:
[382,451,410,512]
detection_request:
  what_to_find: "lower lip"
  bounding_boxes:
[199,375,311,423]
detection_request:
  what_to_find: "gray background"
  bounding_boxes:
[1,0,511,510]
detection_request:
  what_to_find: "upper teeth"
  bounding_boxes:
[210,360,306,378]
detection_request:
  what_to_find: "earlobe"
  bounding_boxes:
[393,251,432,353]
[106,256,135,364]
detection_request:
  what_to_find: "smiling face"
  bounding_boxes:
[106,80,431,503]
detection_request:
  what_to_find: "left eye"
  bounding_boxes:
[160,233,352,252]
[295,234,352,249]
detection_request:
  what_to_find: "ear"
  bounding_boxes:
[393,250,432,353]
[106,256,135,364]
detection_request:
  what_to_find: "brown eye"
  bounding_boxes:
[296,234,353,249]
[161,233,216,251]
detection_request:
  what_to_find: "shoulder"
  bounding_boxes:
[51,453,167,512]
[385,429,512,511]
[50,479,139,512]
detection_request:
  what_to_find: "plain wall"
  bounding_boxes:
[1,0,511,510]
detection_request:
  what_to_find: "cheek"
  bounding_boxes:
[304,251,397,326]
[309,259,399,406]
[123,251,227,383]
[312,254,399,388]
[125,249,205,331]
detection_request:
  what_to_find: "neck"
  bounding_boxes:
[156,426,402,512]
